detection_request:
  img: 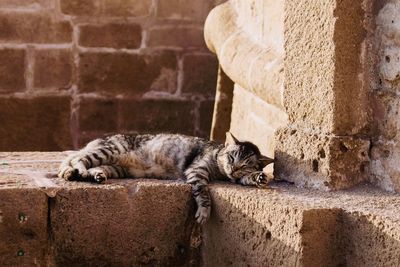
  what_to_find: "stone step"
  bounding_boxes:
[204,183,400,267]
[1,152,399,267]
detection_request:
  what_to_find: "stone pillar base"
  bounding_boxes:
[274,127,370,190]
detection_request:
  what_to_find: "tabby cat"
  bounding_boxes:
[58,132,274,224]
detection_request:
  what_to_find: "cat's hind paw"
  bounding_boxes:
[195,206,210,225]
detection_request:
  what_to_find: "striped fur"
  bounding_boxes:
[58,132,274,224]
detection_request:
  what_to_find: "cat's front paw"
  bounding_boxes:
[58,166,79,181]
[254,172,269,188]
[88,168,107,184]
[195,206,210,225]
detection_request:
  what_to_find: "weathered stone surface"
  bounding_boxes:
[370,140,400,193]
[231,0,284,54]
[0,152,197,266]
[342,211,400,267]
[51,181,194,266]
[182,54,218,96]
[0,49,25,92]
[0,189,48,267]
[0,12,72,44]
[103,0,152,17]
[148,27,206,48]
[157,0,216,22]
[59,0,99,16]
[230,85,287,160]
[369,2,400,193]
[34,49,73,89]
[284,0,368,135]
[119,99,195,135]
[275,128,370,190]
[60,0,152,17]
[204,2,283,108]
[204,183,400,267]
[79,97,118,133]
[0,97,72,151]
[0,0,46,9]
[79,23,142,49]
[78,51,177,94]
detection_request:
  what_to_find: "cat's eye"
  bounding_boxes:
[228,154,234,163]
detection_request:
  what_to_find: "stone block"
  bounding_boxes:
[79,97,118,133]
[342,212,400,266]
[182,54,218,96]
[274,127,370,190]
[103,0,152,17]
[157,0,215,22]
[0,0,46,9]
[78,51,177,95]
[60,0,99,16]
[60,0,151,17]
[203,184,343,267]
[370,140,400,192]
[284,0,368,135]
[0,152,198,266]
[0,96,72,151]
[79,23,142,49]
[33,49,73,89]
[148,27,206,48]
[119,99,195,135]
[50,180,194,266]
[0,12,72,44]
[371,91,400,140]
[0,49,25,92]
[0,188,48,266]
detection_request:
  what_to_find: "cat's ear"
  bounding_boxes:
[259,155,274,167]
[225,132,239,146]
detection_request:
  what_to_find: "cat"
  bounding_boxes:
[58,132,274,224]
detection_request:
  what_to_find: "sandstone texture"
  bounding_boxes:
[204,182,400,267]
[0,152,196,266]
[369,2,400,193]
[275,128,370,190]
[205,1,284,108]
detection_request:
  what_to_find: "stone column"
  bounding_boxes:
[274,0,371,190]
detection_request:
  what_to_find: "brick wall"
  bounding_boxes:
[0,0,220,151]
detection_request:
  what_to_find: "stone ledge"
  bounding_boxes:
[0,152,195,266]
[1,152,400,266]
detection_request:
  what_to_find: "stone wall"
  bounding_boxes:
[207,0,400,192]
[0,0,221,151]
[370,1,400,192]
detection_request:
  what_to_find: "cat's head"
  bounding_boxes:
[218,132,274,182]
